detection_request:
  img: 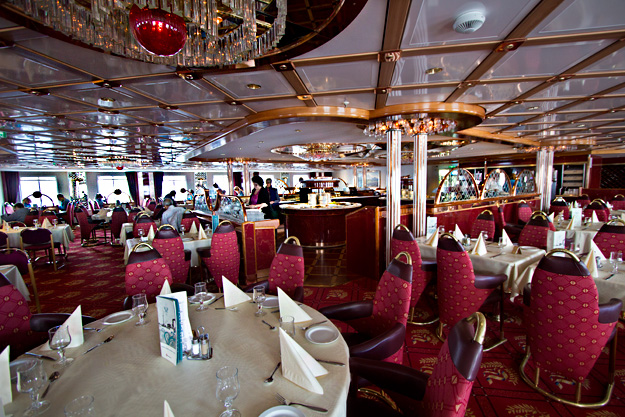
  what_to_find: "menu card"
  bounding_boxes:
[0,346,10,405]
[547,230,566,250]
[570,208,583,227]
[156,291,193,365]
[426,216,437,237]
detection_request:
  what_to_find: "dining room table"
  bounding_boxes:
[4,224,75,253]
[556,221,603,253]
[6,296,350,416]
[0,263,29,301]
[123,232,211,267]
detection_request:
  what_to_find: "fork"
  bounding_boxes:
[275,393,328,413]
[301,320,327,331]
[261,320,276,330]
[84,327,103,332]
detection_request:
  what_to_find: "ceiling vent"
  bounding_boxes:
[453,11,485,34]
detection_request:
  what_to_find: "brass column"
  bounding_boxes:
[243,162,251,195]
[386,129,402,264]
[412,133,427,237]
[227,160,234,195]
[536,149,554,211]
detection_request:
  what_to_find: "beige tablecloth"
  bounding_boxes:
[5,225,75,251]
[417,238,546,294]
[124,234,211,267]
[557,223,603,253]
[0,264,28,301]
[8,299,349,416]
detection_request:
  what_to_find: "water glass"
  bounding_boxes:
[132,294,149,326]
[195,282,208,311]
[180,225,185,236]
[280,316,295,337]
[16,359,49,416]
[48,325,73,368]
[498,237,505,254]
[438,226,445,234]
[482,231,489,242]
[33,219,39,228]
[138,228,145,240]
[618,251,623,263]
[64,396,94,417]
[216,366,241,417]
[253,285,266,317]
[52,219,58,227]
[610,251,619,274]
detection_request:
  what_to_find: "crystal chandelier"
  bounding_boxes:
[7,0,287,67]
[272,144,367,162]
[100,156,143,169]
[364,114,458,137]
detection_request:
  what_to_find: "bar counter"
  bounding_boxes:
[283,202,361,247]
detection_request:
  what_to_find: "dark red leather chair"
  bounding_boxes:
[152,225,191,284]
[611,194,625,210]
[8,221,26,228]
[147,200,157,212]
[347,312,485,417]
[132,213,156,238]
[470,209,496,240]
[518,212,551,249]
[436,233,506,351]
[125,242,173,297]
[549,198,570,220]
[0,231,7,249]
[24,209,39,227]
[128,207,142,223]
[20,228,63,270]
[39,210,59,225]
[577,194,591,208]
[521,249,621,407]
[110,206,128,245]
[517,201,533,225]
[320,252,413,364]
[181,211,201,232]
[75,207,107,245]
[584,200,609,222]
[0,249,40,313]
[198,221,240,289]
[592,219,625,258]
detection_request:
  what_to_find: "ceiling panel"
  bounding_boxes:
[534,112,598,123]
[15,116,96,130]
[528,0,625,37]
[206,70,295,98]
[458,81,542,103]
[126,78,223,104]
[178,103,250,120]
[386,87,455,105]
[565,96,625,111]
[2,94,94,113]
[69,113,145,126]
[498,100,573,114]
[527,76,625,99]
[0,48,91,87]
[0,106,42,118]
[479,115,535,125]
[123,108,195,123]
[56,86,157,108]
[245,99,306,112]
[587,111,625,120]
[123,125,183,136]
[297,60,378,93]
[314,93,376,110]
[581,48,625,73]
[392,50,490,86]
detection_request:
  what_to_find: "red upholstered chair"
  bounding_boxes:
[319,252,413,364]
[152,204,164,220]
[518,212,551,249]
[147,200,157,212]
[592,219,625,258]
[110,206,128,245]
[133,213,156,238]
[39,210,59,225]
[347,312,486,417]
[497,206,522,243]
[8,221,26,228]
[549,197,570,220]
[244,236,306,302]
[390,224,437,324]
[520,249,621,407]
[0,249,40,313]
[517,201,533,225]
[436,233,506,351]
[0,232,7,249]
[3,203,13,215]
[152,225,191,284]
[24,209,39,227]
[198,221,240,289]
[75,207,107,246]
[611,194,625,210]
[128,207,142,223]
[181,211,200,232]
[20,228,63,270]
[584,200,609,222]
[577,194,591,208]
[470,209,496,240]
[125,242,173,297]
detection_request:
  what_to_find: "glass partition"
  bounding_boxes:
[513,169,537,195]
[481,169,512,199]
[435,168,479,204]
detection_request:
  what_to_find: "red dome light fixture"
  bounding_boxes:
[129,4,187,57]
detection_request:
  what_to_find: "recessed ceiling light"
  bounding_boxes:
[259,141,264,143]
[247,83,261,90]
[425,67,443,75]
[527,106,539,110]
[297,95,312,100]
[577,124,586,128]
[295,129,301,132]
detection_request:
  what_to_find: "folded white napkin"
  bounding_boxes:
[279,328,328,394]
[41,218,52,229]
[424,230,438,247]
[573,201,579,208]
[500,229,513,248]
[622,213,625,222]
[591,211,599,223]
[0,346,10,405]
[198,226,208,240]
[222,277,251,307]
[278,287,311,323]
[607,202,613,210]
[160,280,172,295]
[189,222,198,234]
[471,233,488,256]
[164,400,175,417]
[591,240,606,261]
[43,306,84,349]
[512,246,523,255]
[548,212,555,223]
[566,219,575,230]
[453,224,464,241]
[147,225,155,241]
[583,251,599,278]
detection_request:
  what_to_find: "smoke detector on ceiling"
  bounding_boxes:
[453,11,485,34]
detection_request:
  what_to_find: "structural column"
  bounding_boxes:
[412,133,427,237]
[243,162,251,195]
[227,161,234,195]
[386,129,402,264]
[353,166,358,187]
[536,149,554,211]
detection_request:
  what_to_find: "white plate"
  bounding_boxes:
[263,296,279,308]
[10,358,33,382]
[102,311,134,325]
[259,406,305,417]
[181,237,194,242]
[305,325,339,344]
[188,293,216,305]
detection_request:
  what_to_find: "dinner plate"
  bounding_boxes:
[10,358,33,382]
[102,311,134,325]
[188,293,216,305]
[305,325,339,344]
[259,406,305,417]
[263,296,279,308]
[181,237,194,242]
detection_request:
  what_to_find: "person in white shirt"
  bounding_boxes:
[161,198,185,231]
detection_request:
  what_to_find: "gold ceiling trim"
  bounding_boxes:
[459,127,539,146]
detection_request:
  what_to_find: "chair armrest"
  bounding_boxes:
[522,284,531,307]
[319,301,373,321]
[474,273,507,289]
[349,357,428,401]
[196,247,211,259]
[242,280,269,293]
[598,298,623,324]
[349,322,406,362]
[420,260,436,272]
[184,249,192,262]
[30,314,97,332]
[293,286,305,303]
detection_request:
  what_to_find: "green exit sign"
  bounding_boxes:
[0,131,6,138]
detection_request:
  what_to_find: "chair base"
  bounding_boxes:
[436,321,506,352]
[81,239,103,247]
[519,347,614,408]
[408,307,439,326]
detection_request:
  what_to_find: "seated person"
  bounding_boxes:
[161,198,185,231]
[95,193,106,208]
[233,186,244,197]
[57,194,69,211]
[1,203,29,222]
[22,197,32,208]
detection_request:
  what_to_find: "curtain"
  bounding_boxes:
[2,171,20,203]
[233,172,243,188]
[153,172,164,199]
[125,172,140,205]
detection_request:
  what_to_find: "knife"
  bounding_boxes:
[315,359,345,366]
[605,273,616,280]
[207,295,223,306]
[24,352,56,361]
[83,335,114,355]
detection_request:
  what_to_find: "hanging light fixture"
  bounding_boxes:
[7,0,287,67]
[364,114,458,137]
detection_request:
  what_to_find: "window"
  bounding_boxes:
[20,177,58,206]
[98,176,131,202]
[162,175,187,197]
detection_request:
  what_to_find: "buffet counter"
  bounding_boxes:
[282,202,361,247]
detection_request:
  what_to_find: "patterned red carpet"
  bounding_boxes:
[26,232,625,417]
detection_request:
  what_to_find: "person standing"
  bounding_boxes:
[266,178,280,211]
[248,175,273,219]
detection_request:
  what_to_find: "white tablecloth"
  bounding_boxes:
[8,298,349,417]
[557,223,603,253]
[417,238,546,294]
[5,225,75,250]
[124,234,211,267]
[0,264,28,301]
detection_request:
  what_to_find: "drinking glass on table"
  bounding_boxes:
[610,251,619,274]
[17,358,49,416]
[618,251,623,263]
[48,325,73,368]
[33,219,39,228]
[195,282,209,311]
[132,293,149,326]
[253,285,266,317]
[497,237,505,254]
[52,218,58,227]
[138,228,145,240]
[64,395,95,417]
[216,366,241,417]
[482,231,489,242]
[280,316,295,337]
[180,225,185,236]
[438,226,445,235]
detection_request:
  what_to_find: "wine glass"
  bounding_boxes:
[132,294,149,326]
[216,366,241,417]
[253,285,266,317]
[138,228,145,240]
[48,325,73,368]
[17,358,50,416]
[180,225,186,236]
[618,251,623,263]
[498,237,505,254]
[610,251,619,274]
[52,218,58,227]
[482,231,489,242]
[438,226,445,235]
[195,282,209,311]
[33,219,39,228]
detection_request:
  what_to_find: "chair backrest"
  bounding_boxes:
[152,204,164,220]
[181,211,200,231]
[20,228,52,246]
[577,194,591,207]
[0,232,7,249]
[518,213,550,249]
[152,226,187,284]
[611,194,625,210]
[470,209,495,239]
[24,210,39,227]
[111,207,128,239]
[204,221,240,289]
[268,236,305,296]
[0,272,32,338]
[517,202,532,224]
[584,201,609,222]
[526,250,617,382]
[549,199,569,219]
[147,200,157,211]
[390,225,427,308]
[4,203,13,215]
[125,243,173,296]
[593,221,625,258]
[133,215,156,237]
[8,221,26,228]
[422,313,485,417]
[0,249,31,276]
